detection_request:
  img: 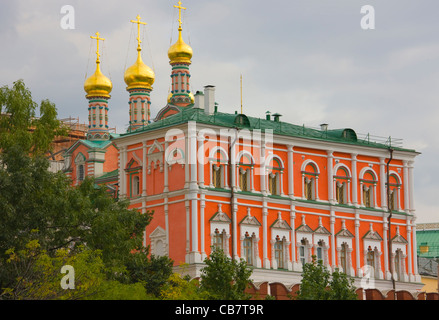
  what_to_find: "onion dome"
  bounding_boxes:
[168,29,193,65]
[124,48,155,90]
[84,62,112,98]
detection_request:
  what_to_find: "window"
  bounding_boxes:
[268,173,278,195]
[316,246,323,263]
[363,186,372,207]
[394,249,403,281]
[336,182,345,204]
[389,189,395,211]
[340,243,348,272]
[304,177,314,200]
[274,238,284,269]
[366,246,375,278]
[239,168,249,191]
[212,165,223,188]
[243,235,253,265]
[299,245,306,265]
[316,240,326,264]
[302,161,319,200]
[78,164,84,181]
[267,157,283,196]
[131,175,140,196]
[360,170,377,208]
[213,229,224,251]
[299,238,309,265]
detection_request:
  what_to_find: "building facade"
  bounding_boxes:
[63,1,423,294]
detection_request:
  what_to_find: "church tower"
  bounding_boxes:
[167,1,194,107]
[84,32,113,141]
[124,15,155,132]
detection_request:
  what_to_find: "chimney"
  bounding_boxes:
[204,85,215,115]
[194,91,204,109]
[320,123,328,131]
[265,111,271,121]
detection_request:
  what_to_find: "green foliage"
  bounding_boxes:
[2,240,105,300]
[0,79,67,156]
[87,280,153,300]
[0,80,156,299]
[199,248,252,300]
[296,256,357,300]
[160,273,207,300]
[125,253,174,297]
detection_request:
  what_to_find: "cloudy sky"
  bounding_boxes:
[1,0,438,223]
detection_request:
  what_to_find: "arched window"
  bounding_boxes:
[237,152,254,192]
[212,164,224,188]
[388,173,401,211]
[302,161,319,201]
[209,148,228,189]
[360,169,377,208]
[267,157,283,196]
[334,165,351,205]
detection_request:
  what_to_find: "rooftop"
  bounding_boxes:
[118,105,416,153]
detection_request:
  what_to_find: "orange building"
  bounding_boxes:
[64,2,423,295]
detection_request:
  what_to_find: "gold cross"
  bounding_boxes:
[90,32,105,63]
[130,15,147,50]
[174,1,186,30]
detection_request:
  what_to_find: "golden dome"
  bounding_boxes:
[84,62,112,98]
[124,50,155,90]
[168,29,193,65]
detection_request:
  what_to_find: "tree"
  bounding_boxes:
[2,239,105,300]
[0,79,67,157]
[0,80,154,299]
[199,248,252,300]
[295,256,358,300]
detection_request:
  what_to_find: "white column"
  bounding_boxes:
[287,145,294,199]
[327,151,334,204]
[330,210,336,269]
[262,203,269,268]
[351,154,358,207]
[355,212,360,277]
[163,141,168,193]
[380,157,387,210]
[383,218,390,280]
[198,136,205,188]
[407,219,413,280]
[260,144,266,195]
[142,142,147,196]
[200,193,206,261]
[120,146,127,197]
[403,161,409,213]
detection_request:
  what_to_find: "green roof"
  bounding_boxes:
[118,106,416,153]
[416,230,439,258]
[95,169,118,182]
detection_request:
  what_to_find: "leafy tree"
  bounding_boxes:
[160,273,207,300]
[0,80,154,299]
[0,79,67,156]
[296,256,357,300]
[199,248,252,300]
[125,253,174,297]
[2,239,105,300]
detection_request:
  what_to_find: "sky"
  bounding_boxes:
[0,0,438,223]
